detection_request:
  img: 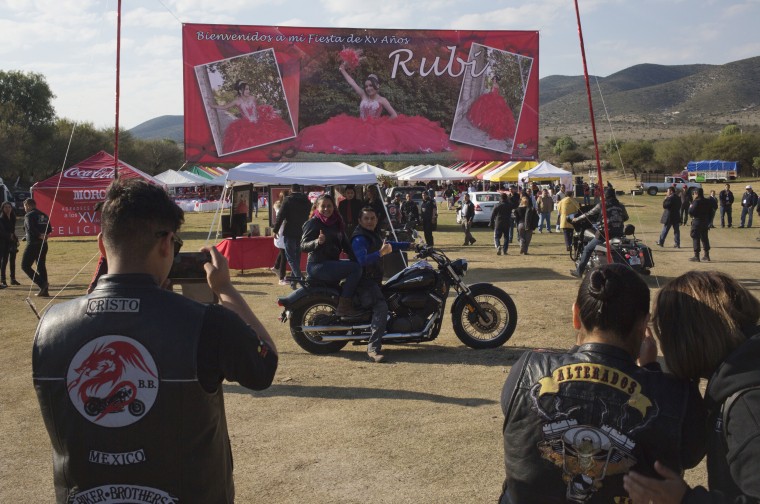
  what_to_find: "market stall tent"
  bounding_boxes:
[517,161,573,190]
[487,161,538,182]
[31,150,163,237]
[226,162,378,186]
[353,162,396,178]
[155,169,212,188]
[397,164,475,181]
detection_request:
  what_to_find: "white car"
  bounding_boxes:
[456,192,503,225]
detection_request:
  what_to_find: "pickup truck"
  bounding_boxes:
[639,176,701,196]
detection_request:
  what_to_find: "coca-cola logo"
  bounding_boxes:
[64,167,116,180]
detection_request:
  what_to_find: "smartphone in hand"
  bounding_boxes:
[168,252,211,282]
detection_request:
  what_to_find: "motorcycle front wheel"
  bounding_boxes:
[451,284,517,349]
[290,296,349,354]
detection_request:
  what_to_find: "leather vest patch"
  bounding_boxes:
[67,335,159,428]
[69,484,176,503]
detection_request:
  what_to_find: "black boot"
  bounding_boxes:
[689,254,700,262]
[335,297,361,318]
[702,251,711,262]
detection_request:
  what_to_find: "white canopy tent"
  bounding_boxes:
[226,162,378,186]
[155,169,222,188]
[393,164,428,179]
[397,164,475,182]
[517,161,574,190]
[353,162,396,178]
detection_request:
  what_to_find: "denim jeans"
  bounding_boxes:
[659,222,680,247]
[538,212,551,231]
[358,279,388,352]
[741,206,755,227]
[306,260,362,298]
[283,236,302,279]
[720,206,732,227]
[577,237,601,275]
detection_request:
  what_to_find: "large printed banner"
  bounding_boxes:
[183,24,539,164]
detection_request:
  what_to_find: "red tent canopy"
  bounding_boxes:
[32,151,163,237]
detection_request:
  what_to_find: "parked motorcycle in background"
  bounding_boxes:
[277,244,518,354]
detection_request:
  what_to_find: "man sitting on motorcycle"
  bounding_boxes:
[570,187,629,278]
[351,206,414,363]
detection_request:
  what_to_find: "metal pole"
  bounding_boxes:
[114,0,122,179]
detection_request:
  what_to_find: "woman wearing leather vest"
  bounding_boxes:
[499,264,706,504]
[624,271,760,504]
[350,206,412,363]
[301,194,362,317]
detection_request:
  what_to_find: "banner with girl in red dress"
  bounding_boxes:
[183,24,539,164]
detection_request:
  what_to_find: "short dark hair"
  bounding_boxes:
[291,184,302,192]
[575,264,650,339]
[101,179,184,258]
[24,198,36,208]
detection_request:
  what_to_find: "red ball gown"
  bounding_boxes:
[222,102,294,154]
[466,88,516,141]
[298,99,450,154]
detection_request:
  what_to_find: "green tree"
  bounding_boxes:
[654,133,714,172]
[560,149,586,171]
[0,70,56,180]
[720,124,741,136]
[610,140,655,177]
[700,133,760,177]
[553,136,578,155]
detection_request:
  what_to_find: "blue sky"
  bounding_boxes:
[2,0,758,129]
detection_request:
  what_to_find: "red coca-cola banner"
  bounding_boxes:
[183,24,539,164]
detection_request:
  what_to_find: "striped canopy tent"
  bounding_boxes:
[478,161,512,180]
[454,161,480,174]
[473,161,503,179]
[487,161,539,182]
[447,161,467,171]
[461,161,489,175]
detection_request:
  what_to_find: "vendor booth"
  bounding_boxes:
[215,162,378,271]
[517,161,573,190]
[31,151,162,237]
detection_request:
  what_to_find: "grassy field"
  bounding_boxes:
[1,176,759,503]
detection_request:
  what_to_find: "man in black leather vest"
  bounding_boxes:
[571,188,628,278]
[499,264,706,504]
[33,179,278,504]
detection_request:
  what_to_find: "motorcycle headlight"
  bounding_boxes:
[452,258,468,276]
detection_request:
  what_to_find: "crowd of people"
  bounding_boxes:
[12,173,760,503]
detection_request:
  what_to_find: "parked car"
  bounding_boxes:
[386,186,438,230]
[455,191,503,225]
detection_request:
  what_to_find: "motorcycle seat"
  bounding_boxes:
[304,277,342,290]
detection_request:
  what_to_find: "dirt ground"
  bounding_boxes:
[1,177,759,503]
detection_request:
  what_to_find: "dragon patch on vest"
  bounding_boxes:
[67,335,159,428]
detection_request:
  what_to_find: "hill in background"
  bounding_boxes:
[129,56,760,144]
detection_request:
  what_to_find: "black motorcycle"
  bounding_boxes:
[569,216,654,275]
[277,245,518,354]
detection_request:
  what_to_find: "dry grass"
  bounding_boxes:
[2,176,759,502]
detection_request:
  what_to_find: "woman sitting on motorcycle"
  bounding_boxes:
[301,194,362,317]
[351,206,414,363]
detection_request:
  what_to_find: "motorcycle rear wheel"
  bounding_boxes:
[290,296,349,354]
[452,284,517,349]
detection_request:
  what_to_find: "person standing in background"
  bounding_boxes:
[679,184,693,226]
[689,188,712,262]
[273,184,312,285]
[490,192,514,255]
[22,198,51,297]
[719,183,734,228]
[419,192,436,246]
[557,191,581,252]
[536,189,553,233]
[461,193,476,246]
[0,201,20,287]
[338,185,363,233]
[739,185,757,228]
[707,189,718,228]
[656,186,681,248]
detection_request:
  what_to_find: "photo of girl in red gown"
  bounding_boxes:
[212,80,295,155]
[297,56,451,155]
[450,43,533,155]
[466,78,516,141]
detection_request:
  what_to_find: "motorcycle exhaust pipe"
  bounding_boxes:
[303,323,371,332]
[316,315,438,342]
